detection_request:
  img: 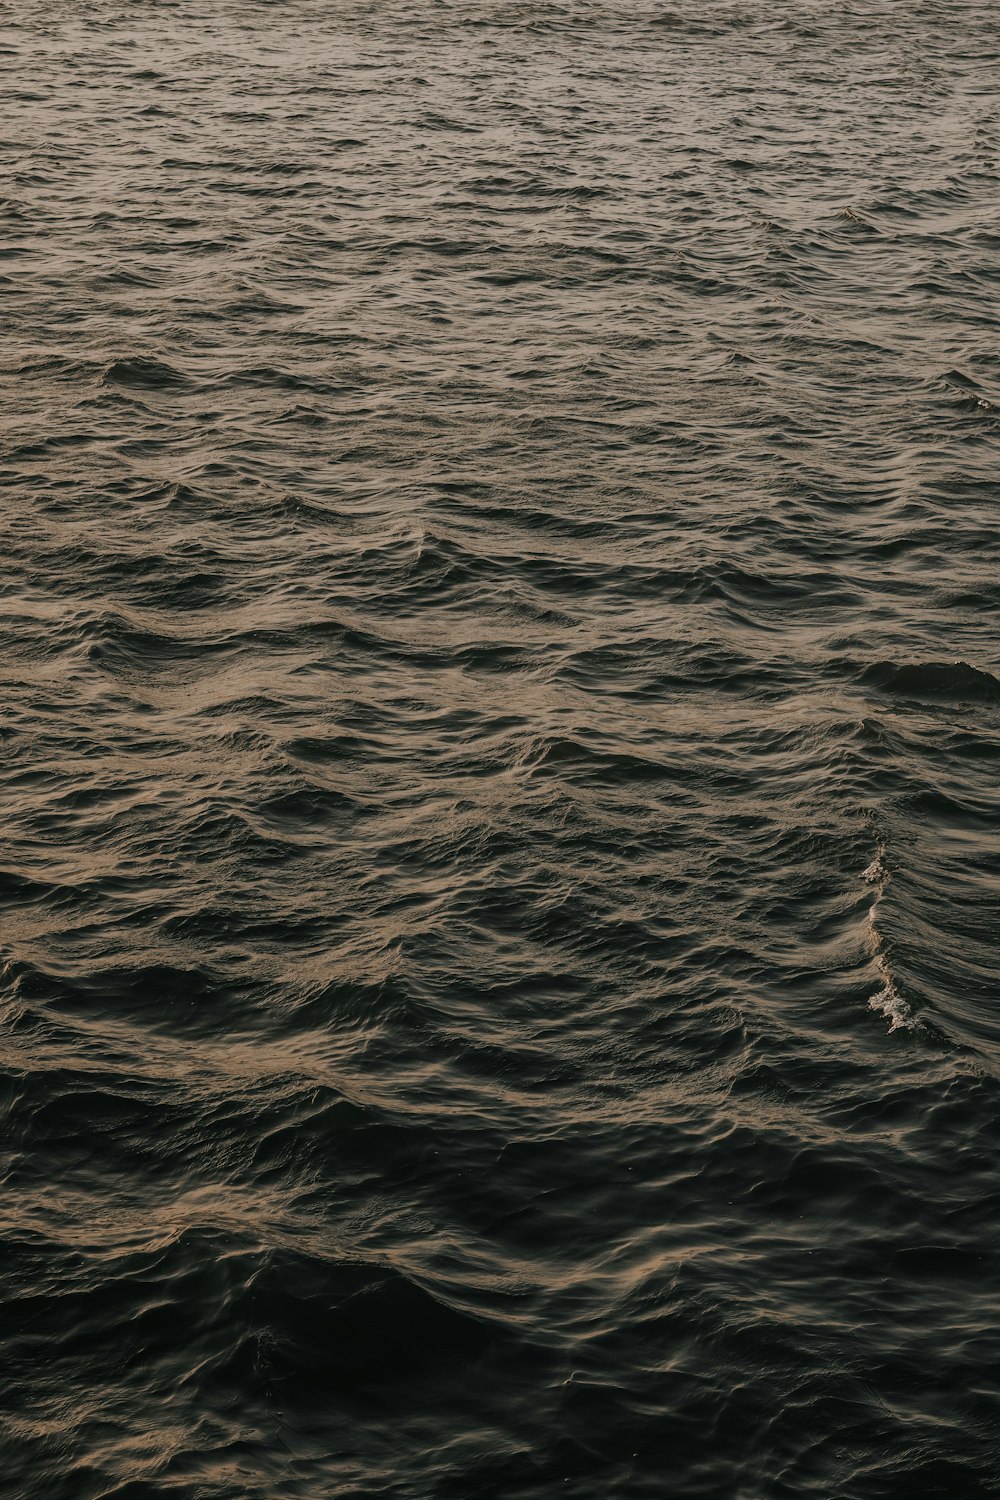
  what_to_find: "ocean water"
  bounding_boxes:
[2,2,1000,1496]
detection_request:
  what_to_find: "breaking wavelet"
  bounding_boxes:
[863,841,917,1034]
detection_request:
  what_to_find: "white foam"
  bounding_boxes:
[868,952,915,1032]
[863,843,918,1033]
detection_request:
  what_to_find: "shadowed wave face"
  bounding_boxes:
[2,2,1000,1496]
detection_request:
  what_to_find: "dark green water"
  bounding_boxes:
[2,3,1000,1496]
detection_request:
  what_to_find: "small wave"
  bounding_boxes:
[101,356,190,390]
[841,658,1000,705]
[862,842,917,1034]
[941,368,1000,410]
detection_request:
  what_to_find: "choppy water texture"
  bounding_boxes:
[3,2,1000,1496]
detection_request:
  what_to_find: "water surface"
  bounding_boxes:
[2,3,1000,1496]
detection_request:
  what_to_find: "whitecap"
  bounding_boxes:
[864,844,918,1033]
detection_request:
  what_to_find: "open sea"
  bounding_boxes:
[2,2,1000,1496]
